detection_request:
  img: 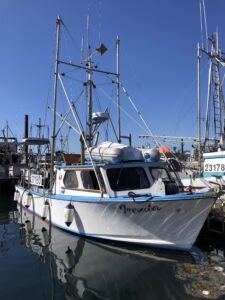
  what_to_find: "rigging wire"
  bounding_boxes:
[62,22,81,53]
[93,88,113,140]
[43,61,55,129]
[74,88,86,104]
[60,74,85,84]
[60,67,83,75]
[119,84,160,147]
[2,121,16,138]
[58,73,104,195]
[99,87,147,133]
[43,40,56,130]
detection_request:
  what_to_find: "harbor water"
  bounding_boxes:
[1,191,225,300]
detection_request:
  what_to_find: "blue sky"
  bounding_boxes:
[1,0,225,152]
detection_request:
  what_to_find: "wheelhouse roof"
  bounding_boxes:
[55,160,168,170]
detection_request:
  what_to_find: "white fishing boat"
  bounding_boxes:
[14,16,216,250]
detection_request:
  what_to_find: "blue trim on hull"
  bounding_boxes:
[16,184,213,203]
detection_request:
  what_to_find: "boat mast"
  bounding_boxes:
[87,61,93,147]
[86,15,94,147]
[212,32,223,145]
[116,36,121,143]
[197,43,201,171]
[50,16,61,190]
[201,31,225,151]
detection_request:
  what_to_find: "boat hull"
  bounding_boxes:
[16,186,215,250]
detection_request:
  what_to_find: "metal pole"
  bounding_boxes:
[50,16,61,190]
[217,63,222,140]
[87,62,93,147]
[38,117,41,154]
[24,115,29,158]
[116,36,121,143]
[197,43,201,172]
[86,14,93,147]
[204,60,212,149]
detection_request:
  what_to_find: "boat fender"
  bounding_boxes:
[64,203,74,227]
[25,220,32,233]
[25,192,32,208]
[64,246,75,269]
[13,190,20,202]
[41,227,49,247]
[42,200,49,221]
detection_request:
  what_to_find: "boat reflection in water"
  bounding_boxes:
[17,204,225,300]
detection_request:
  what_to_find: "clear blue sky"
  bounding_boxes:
[1,0,225,151]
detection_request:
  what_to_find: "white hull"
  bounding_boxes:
[16,186,215,250]
[19,210,201,300]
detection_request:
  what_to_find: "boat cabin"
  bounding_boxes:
[54,161,179,198]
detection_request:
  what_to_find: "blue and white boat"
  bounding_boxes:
[181,28,225,193]
[14,17,216,251]
[15,153,216,250]
[181,150,225,190]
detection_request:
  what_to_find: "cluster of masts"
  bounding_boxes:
[197,31,225,171]
[49,16,149,188]
[11,3,225,178]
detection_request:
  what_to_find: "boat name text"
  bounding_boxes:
[119,203,161,214]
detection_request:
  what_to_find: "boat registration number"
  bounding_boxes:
[204,163,225,172]
[31,174,43,186]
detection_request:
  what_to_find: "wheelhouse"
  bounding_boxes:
[54,161,179,198]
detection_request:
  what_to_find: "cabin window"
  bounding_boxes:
[107,167,150,191]
[63,170,78,189]
[149,167,179,195]
[149,168,170,182]
[80,170,100,190]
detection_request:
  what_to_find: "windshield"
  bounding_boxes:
[107,167,150,191]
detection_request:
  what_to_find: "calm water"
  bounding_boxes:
[1,192,225,300]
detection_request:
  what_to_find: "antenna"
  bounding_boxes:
[199,0,209,51]
[81,36,84,63]
[199,1,204,49]
[86,14,90,58]
[202,0,209,51]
